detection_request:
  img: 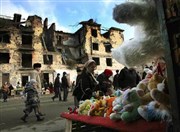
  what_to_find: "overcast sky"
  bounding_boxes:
[0,0,135,40]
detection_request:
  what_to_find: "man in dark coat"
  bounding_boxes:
[51,73,62,101]
[61,72,69,101]
[118,67,141,90]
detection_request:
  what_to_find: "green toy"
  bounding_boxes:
[120,89,141,122]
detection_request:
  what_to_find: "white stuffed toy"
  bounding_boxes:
[111,0,164,67]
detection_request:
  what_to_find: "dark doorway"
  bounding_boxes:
[22,75,29,86]
[2,73,9,84]
[43,73,49,84]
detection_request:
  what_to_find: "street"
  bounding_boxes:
[0,93,74,132]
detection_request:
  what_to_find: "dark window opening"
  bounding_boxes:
[43,73,49,84]
[22,35,32,45]
[62,58,65,65]
[103,32,110,38]
[92,43,99,50]
[22,76,29,86]
[92,57,100,65]
[22,54,32,68]
[43,55,53,64]
[0,31,10,43]
[91,29,97,37]
[104,43,112,52]
[0,53,9,64]
[106,58,112,66]
[57,35,62,45]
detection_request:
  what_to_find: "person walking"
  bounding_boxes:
[113,70,120,90]
[51,73,62,101]
[1,82,9,102]
[21,79,44,122]
[97,69,113,95]
[73,60,98,102]
[72,67,82,106]
[30,63,45,116]
[61,72,69,101]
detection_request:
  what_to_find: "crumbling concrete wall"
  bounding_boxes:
[84,25,124,71]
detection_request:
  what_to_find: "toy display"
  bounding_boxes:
[61,1,171,131]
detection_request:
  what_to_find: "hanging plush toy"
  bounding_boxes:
[111,0,164,67]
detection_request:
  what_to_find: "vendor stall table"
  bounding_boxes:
[60,112,167,132]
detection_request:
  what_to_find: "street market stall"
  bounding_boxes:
[60,0,180,131]
[60,112,166,132]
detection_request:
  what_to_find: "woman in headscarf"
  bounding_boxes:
[73,60,98,102]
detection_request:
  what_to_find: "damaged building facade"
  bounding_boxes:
[0,14,124,88]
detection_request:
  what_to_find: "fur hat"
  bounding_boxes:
[33,63,41,69]
[104,69,113,77]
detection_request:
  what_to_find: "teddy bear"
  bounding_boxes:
[120,89,142,122]
[136,73,165,105]
[111,0,165,67]
[78,99,92,115]
[137,79,172,122]
[110,89,130,120]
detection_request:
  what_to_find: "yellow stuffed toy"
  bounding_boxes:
[88,99,106,117]
[78,99,92,115]
[137,73,165,105]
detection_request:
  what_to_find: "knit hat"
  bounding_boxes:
[104,69,113,77]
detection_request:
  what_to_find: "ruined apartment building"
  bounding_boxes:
[0,14,124,87]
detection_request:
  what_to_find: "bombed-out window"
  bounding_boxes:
[57,35,62,43]
[106,58,112,66]
[91,29,97,37]
[43,55,53,64]
[0,31,10,43]
[92,43,99,50]
[92,57,100,65]
[22,54,32,68]
[22,34,32,45]
[0,53,9,64]
[104,43,112,52]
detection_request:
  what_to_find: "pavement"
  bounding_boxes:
[1,118,66,132]
[0,93,74,132]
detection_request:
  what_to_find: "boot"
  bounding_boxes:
[36,115,44,121]
[39,112,46,116]
[21,114,28,123]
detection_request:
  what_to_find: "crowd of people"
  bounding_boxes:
[1,57,166,123]
[72,58,166,107]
